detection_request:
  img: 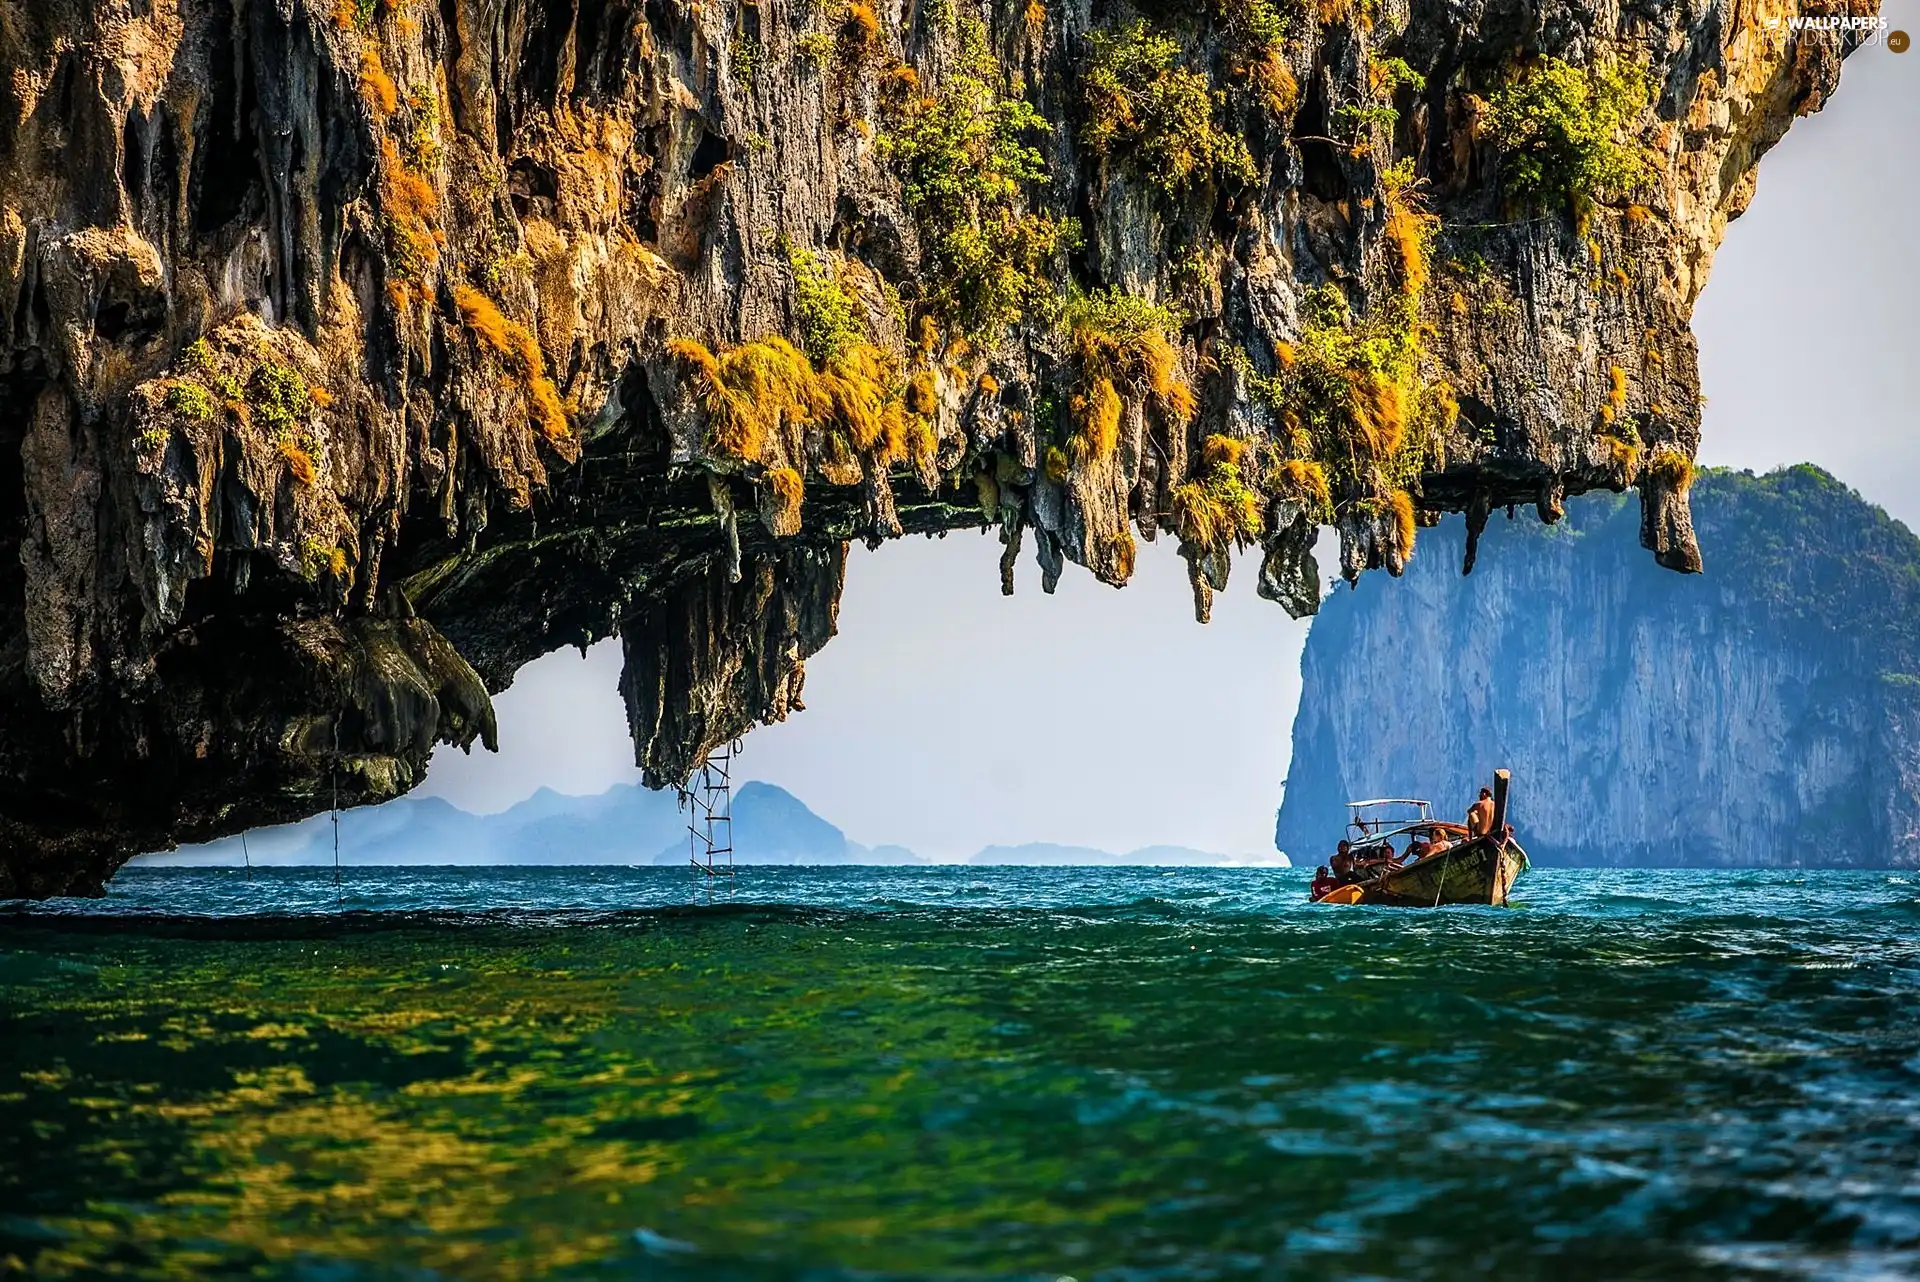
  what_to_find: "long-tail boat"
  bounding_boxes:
[1311,771,1530,907]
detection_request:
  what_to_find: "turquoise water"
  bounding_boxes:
[2,866,1918,1279]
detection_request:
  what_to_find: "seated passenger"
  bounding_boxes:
[1405,832,1433,862]
[1330,839,1354,881]
[1427,828,1454,856]
[1310,865,1338,899]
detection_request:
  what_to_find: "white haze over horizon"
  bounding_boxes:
[410,22,1919,861]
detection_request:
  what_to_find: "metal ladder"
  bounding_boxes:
[679,741,738,878]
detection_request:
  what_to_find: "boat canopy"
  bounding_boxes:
[1345,798,1437,840]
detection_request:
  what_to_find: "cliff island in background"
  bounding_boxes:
[1278,465,1920,868]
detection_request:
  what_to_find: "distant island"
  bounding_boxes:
[141,781,1275,869]
[1278,466,1920,868]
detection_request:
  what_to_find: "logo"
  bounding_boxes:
[1765,14,1908,49]
[1765,14,1889,30]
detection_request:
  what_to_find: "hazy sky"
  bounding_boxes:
[1692,8,1919,529]
[416,21,1919,857]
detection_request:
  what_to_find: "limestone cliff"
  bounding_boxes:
[1277,467,1920,868]
[0,0,1875,894]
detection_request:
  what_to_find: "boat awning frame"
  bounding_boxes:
[1348,821,1442,846]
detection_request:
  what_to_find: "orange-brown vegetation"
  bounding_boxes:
[767,466,805,533]
[1384,203,1431,301]
[378,138,441,277]
[1388,488,1418,558]
[454,285,571,443]
[906,368,939,418]
[1172,434,1264,552]
[1602,433,1641,476]
[666,335,923,472]
[280,440,317,486]
[1061,290,1192,468]
[1255,54,1299,118]
[1646,446,1694,490]
[360,49,398,118]
[1069,379,1124,465]
[1600,363,1627,424]
[880,65,920,99]
[840,2,883,63]
[1273,457,1332,513]
[1380,164,1436,304]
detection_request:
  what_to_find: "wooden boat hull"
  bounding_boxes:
[1314,837,1528,907]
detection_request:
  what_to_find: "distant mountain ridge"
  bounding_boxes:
[143,783,1275,868]
[145,781,918,868]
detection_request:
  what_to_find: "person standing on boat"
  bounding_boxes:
[1466,788,1494,838]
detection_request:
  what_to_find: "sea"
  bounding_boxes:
[2,865,1917,1281]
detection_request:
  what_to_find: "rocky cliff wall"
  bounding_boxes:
[1277,466,1920,867]
[0,0,1873,894]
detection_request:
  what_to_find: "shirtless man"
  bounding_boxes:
[1466,788,1494,838]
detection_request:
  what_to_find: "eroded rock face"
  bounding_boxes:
[0,0,1873,894]
[0,605,495,897]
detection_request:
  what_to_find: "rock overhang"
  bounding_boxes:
[0,0,1876,895]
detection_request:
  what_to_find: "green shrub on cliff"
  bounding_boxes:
[879,22,1068,342]
[785,243,865,366]
[1059,288,1184,353]
[795,31,834,67]
[1203,0,1298,117]
[1485,55,1654,217]
[250,362,311,439]
[1207,0,1289,52]
[163,379,215,424]
[1238,277,1451,540]
[1079,21,1257,196]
